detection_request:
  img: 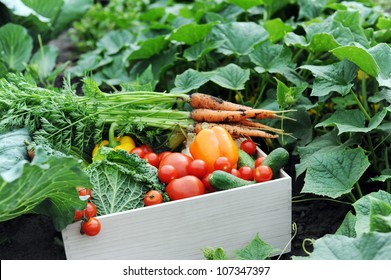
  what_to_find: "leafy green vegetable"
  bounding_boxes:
[0,23,32,72]
[0,128,31,173]
[86,148,164,216]
[0,146,90,231]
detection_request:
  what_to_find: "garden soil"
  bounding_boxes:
[0,33,352,260]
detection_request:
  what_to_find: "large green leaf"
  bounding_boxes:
[316,108,388,135]
[169,22,215,45]
[97,30,135,55]
[128,35,169,60]
[171,69,213,93]
[212,22,269,55]
[354,190,391,235]
[300,60,358,97]
[335,211,357,238]
[0,146,90,231]
[210,63,250,90]
[264,18,294,43]
[369,198,391,233]
[302,148,370,198]
[298,0,328,20]
[0,23,33,71]
[293,232,391,260]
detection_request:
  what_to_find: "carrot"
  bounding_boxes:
[189,93,251,111]
[238,119,286,134]
[195,122,279,138]
[191,108,290,123]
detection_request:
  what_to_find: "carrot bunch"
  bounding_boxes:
[188,93,292,139]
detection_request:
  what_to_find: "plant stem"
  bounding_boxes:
[360,72,369,112]
[355,182,363,198]
[350,89,371,121]
[292,197,352,205]
[385,146,391,193]
[348,192,357,203]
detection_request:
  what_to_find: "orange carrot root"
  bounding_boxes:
[195,122,279,139]
[191,108,288,123]
[238,119,285,134]
[189,93,251,111]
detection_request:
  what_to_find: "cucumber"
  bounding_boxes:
[262,147,289,177]
[237,149,255,169]
[209,170,255,191]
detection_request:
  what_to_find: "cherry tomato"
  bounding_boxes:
[240,139,257,155]
[187,159,208,178]
[166,175,205,200]
[158,164,178,184]
[144,152,160,168]
[239,166,254,181]
[254,165,273,182]
[159,152,193,178]
[255,156,266,168]
[83,202,97,218]
[81,217,101,236]
[139,144,153,154]
[231,168,242,178]
[202,173,215,193]
[130,147,145,158]
[214,156,232,172]
[158,151,171,161]
[74,209,83,221]
[144,190,163,206]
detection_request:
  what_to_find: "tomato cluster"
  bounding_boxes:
[74,187,101,237]
[239,139,272,183]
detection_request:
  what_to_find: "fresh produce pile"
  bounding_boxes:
[0,74,289,237]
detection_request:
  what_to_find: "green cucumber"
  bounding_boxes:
[237,149,255,169]
[262,147,289,177]
[209,170,255,191]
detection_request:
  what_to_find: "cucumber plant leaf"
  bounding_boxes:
[171,69,213,93]
[335,211,357,238]
[315,108,388,135]
[264,18,294,43]
[169,22,215,45]
[225,0,264,11]
[293,232,391,260]
[0,23,33,71]
[210,63,250,90]
[183,39,224,61]
[298,0,328,20]
[302,148,370,199]
[234,233,274,260]
[128,35,169,60]
[212,22,269,56]
[300,60,358,97]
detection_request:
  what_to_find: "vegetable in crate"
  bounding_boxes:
[86,147,164,216]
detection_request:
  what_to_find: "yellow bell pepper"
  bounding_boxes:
[189,126,239,173]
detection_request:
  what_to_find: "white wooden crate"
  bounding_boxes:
[62,149,292,260]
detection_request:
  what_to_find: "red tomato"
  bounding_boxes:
[188,159,208,178]
[139,144,153,154]
[144,190,163,206]
[166,175,205,200]
[76,186,92,199]
[239,166,254,181]
[254,165,273,182]
[214,156,232,172]
[240,139,257,155]
[130,147,145,158]
[74,209,83,221]
[158,151,171,161]
[81,217,101,236]
[144,152,160,168]
[231,168,241,178]
[83,202,97,218]
[202,173,215,193]
[255,156,266,168]
[159,152,193,178]
[158,164,178,184]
